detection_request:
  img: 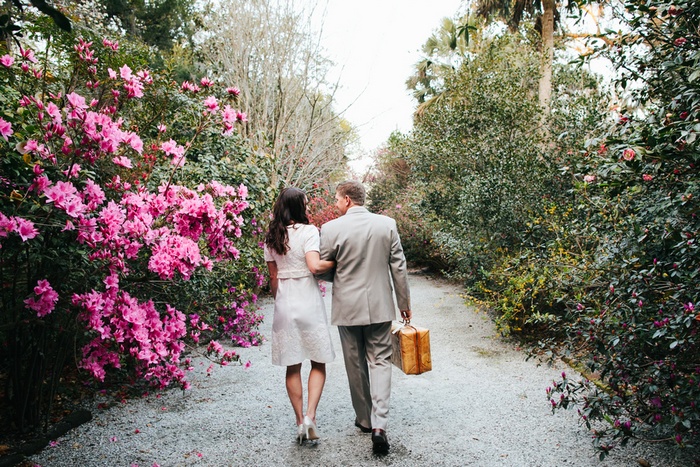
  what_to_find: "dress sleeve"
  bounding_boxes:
[263,243,274,262]
[304,225,320,253]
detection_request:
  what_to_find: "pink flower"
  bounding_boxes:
[136,70,152,84]
[31,175,51,193]
[0,213,14,238]
[674,37,687,47]
[46,102,62,123]
[127,133,144,154]
[19,47,37,63]
[24,279,59,318]
[63,163,81,179]
[113,156,133,168]
[238,184,248,200]
[160,139,186,166]
[66,92,88,110]
[15,217,39,241]
[622,148,635,161]
[583,174,596,183]
[102,39,119,51]
[642,174,653,181]
[160,139,179,157]
[221,105,237,125]
[120,64,133,80]
[203,96,219,112]
[226,87,240,96]
[0,117,13,141]
[0,54,14,67]
[44,180,78,206]
[200,77,213,87]
[157,124,166,133]
[108,68,117,79]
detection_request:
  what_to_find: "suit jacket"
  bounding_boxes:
[319,206,410,326]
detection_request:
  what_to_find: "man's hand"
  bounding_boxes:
[400,309,412,322]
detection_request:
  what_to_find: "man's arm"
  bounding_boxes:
[388,221,411,317]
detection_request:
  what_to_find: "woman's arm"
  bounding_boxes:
[305,251,335,275]
[266,261,279,298]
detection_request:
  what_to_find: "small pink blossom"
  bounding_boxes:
[24,279,59,318]
[46,102,62,123]
[15,217,39,241]
[226,87,240,96]
[238,184,248,200]
[120,64,133,80]
[583,174,596,183]
[157,124,167,133]
[0,54,14,67]
[102,39,119,51]
[674,37,687,47]
[63,163,81,179]
[0,117,13,141]
[66,92,88,110]
[203,96,219,112]
[200,77,213,87]
[642,174,653,181]
[622,148,636,161]
[113,156,133,168]
[19,47,37,63]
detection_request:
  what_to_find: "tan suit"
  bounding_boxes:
[319,206,410,430]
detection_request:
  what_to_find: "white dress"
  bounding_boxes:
[264,224,336,366]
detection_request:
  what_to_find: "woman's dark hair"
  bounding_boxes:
[265,187,310,256]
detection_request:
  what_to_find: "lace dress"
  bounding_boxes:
[264,224,336,366]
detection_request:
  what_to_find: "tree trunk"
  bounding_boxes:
[539,0,555,113]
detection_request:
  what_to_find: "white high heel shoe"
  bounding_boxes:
[296,424,306,445]
[303,415,319,440]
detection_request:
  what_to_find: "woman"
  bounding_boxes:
[264,187,336,444]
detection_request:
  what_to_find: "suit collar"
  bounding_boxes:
[346,206,368,215]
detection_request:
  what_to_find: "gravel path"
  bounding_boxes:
[29,272,695,466]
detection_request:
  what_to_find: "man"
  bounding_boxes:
[318,180,411,454]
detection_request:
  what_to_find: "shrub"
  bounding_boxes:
[548,0,700,453]
[0,24,263,432]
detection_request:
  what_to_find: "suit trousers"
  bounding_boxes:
[338,322,392,431]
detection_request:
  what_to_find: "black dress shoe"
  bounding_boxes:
[371,429,390,454]
[355,420,372,433]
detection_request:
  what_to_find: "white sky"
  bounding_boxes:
[314,1,466,169]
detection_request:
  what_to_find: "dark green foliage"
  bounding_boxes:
[99,0,197,51]
[547,0,700,453]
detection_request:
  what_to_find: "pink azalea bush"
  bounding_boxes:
[0,33,266,429]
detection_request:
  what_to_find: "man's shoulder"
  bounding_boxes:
[322,216,343,228]
[368,211,396,226]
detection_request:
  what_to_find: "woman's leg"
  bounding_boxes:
[286,363,304,425]
[305,361,326,422]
